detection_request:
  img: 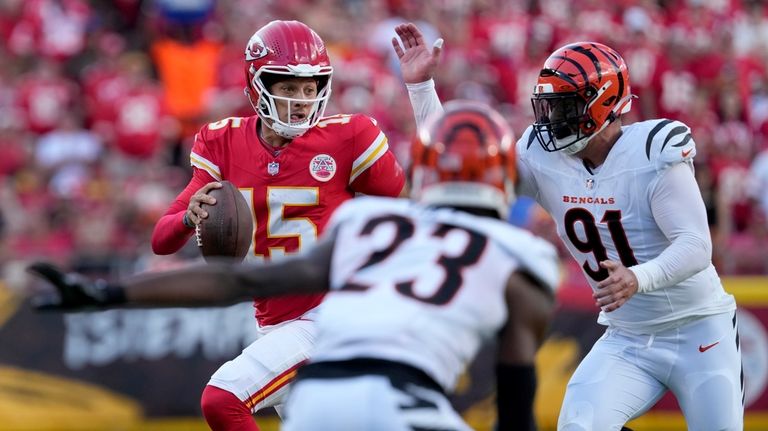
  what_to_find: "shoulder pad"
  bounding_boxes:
[198,117,247,144]
[325,198,357,232]
[643,119,696,171]
[490,223,561,293]
[517,125,539,154]
[511,232,561,293]
[315,113,361,129]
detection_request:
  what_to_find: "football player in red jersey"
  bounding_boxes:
[27,100,559,431]
[150,20,405,431]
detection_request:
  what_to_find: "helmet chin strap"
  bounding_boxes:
[561,105,626,156]
[561,137,590,156]
[270,120,310,139]
[246,88,311,140]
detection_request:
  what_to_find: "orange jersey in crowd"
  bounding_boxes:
[151,113,405,326]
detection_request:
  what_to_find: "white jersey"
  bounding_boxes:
[517,119,736,332]
[310,196,559,392]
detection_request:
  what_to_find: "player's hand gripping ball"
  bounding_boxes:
[196,181,253,263]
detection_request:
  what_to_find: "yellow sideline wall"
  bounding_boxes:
[0,277,764,431]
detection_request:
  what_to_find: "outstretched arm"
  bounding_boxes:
[28,235,336,310]
[392,23,445,128]
[496,270,555,431]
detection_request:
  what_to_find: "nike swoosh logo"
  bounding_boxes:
[682,148,693,158]
[699,341,720,352]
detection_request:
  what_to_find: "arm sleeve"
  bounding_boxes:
[349,115,406,196]
[405,79,444,130]
[496,364,537,431]
[629,163,713,293]
[350,151,405,196]
[150,168,216,255]
[514,134,539,199]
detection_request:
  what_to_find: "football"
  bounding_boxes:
[196,181,253,263]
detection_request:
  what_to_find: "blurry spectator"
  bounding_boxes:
[570,0,622,42]
[684,89,721,224]
[150,19,223,136]
[34,111,102,198]
[71,201,125,270]
[718,189,768,275]
[367,0,439,76]
[0,126,30,178]
[155,0,216,26]
[751,142,768,224]
[16,59,79,135]
[0,45,23,130]
[80,32,129,140]
[470,1,535,105]
[509,25,551,113]
[620,5,665,120]
[208,39,252,119]
[6,0,91,61]
[650,39,698,120]
[111,52,176,159]
[748,75,768,133]
[6,198,73,265]
[732,0,768,58]
[710,87,756,236]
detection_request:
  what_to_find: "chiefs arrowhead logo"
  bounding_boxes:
[245,35,269,60]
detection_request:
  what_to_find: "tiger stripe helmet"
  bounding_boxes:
[531,42,633,155]
[411,100,516,219]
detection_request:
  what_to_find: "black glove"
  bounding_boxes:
[26,262,126,311]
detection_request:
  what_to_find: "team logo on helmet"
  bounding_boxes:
[309,154,336,182]
[245,34,269,60]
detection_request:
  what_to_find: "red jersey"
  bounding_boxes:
[113,85,166,159]
[151,113,405,326]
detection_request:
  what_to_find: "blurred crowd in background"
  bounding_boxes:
[0,0,767,282]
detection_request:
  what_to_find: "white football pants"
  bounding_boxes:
[558,311,743,431]
[282,361,472,431]
[207,310,318,414]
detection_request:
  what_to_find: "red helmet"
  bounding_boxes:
[531,42,633,155]
[244,20,333,139]
[411,100,516,218]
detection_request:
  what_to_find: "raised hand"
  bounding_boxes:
[593,260,639,312]
[391,23,443,84]
[26,262,126,311]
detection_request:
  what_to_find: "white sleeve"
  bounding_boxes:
[629,163,713,293]
[514,132,538,198]
[406,79,444,130]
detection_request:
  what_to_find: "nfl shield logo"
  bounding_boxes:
[586,178,595,190]
[267,161,279,176]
